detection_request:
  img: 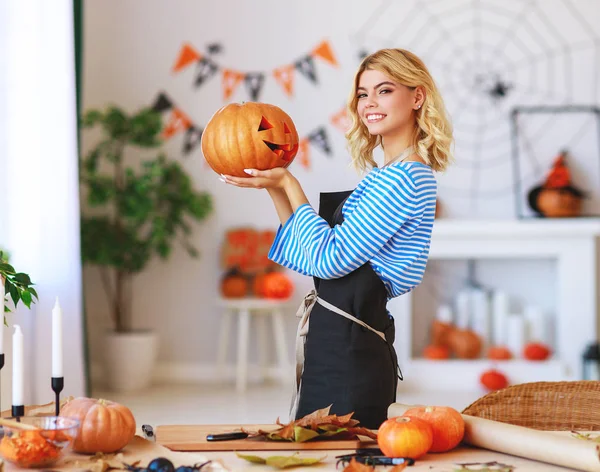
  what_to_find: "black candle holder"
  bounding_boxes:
[12,404,24,421]
[52,377,64,416]
[0,353,4,417]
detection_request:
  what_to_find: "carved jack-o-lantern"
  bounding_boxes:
[201,102,299,177]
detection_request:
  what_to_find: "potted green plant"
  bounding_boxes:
[79,106,212,391]
[1,249,38,317]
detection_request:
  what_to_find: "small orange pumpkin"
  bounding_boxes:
[447,329,482,359]
[263,272,294,299]
[403,406,465,453]
[487,345,512,360]
[201,102,299,177]
[423,345,450,360]
[430,320,453,348]
[59,397,135,453]
[220,269,248,298]
[377,416,433,459]
[523,342,552,361]
[480,369,509,391]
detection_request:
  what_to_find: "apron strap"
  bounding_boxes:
[290,289,388,420]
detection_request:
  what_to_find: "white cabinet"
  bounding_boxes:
[389,219,600,392]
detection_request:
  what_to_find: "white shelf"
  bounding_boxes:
[389,218,600,392]
[401,359,567,392]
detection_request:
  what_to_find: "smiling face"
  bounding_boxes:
[356,69,422,139]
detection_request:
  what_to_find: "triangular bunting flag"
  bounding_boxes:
[195,56,219,87]
[162,109,192,139]
[273,64,295,97]
[308,127,332,155]
[312,40,338,67]
[183,125,203,156]
[297,138,311,169]
[173,43,202,73]
[330,107,351,134]
[151,92,173,113]
[294,55,318,84]
[222,69,245,100]
[245,72,265,101]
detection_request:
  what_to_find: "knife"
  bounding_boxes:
[206,431,249,441]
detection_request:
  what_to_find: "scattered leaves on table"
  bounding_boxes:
[63,451,126,472]
[246,405,377,442]
[572,431,600,443]
[341,458,374,472]
[236,452,326,469]
[453,461,514,471]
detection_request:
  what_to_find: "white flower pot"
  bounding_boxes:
[103,331,158,392]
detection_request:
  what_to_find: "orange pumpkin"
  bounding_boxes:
[220,269,248,298]
[59,397,135,453]
[487,345,512,360]
[402,406,465,452]
[447,328,482,359]
[201,102,299,177]
[423,345,450,360]
[263,272,294,299]
[430,320,453,348]
[523,342,552,361]
[480,369,509,391]
[377,416,433,459]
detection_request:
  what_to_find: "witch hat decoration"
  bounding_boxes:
[527,150,586,217]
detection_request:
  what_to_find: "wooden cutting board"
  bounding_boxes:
[155,424,377,451]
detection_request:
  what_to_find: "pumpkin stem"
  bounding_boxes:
[395,417,410,423]
[425,406,434,413]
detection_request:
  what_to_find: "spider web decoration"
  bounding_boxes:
[351,0,600,218]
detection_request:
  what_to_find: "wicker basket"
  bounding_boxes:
[461,381,600,431]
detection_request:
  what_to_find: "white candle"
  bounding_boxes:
[455,290,471,330]
[524,305,547,344]
[471,288,491,346]
[435,304,453,324]
[52,297,63,377]
[506,313,527,358]
[0,276,4,355]
[492,291,509,346]
[12,325,23,406]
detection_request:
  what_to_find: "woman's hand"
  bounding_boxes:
[221,167,293,190]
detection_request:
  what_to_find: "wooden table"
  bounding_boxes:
[22,435,587,472]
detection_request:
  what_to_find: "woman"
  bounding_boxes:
[222,48,453,429]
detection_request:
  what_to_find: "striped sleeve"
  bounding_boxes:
[268,167,419,279]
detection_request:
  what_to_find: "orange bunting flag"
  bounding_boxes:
[312,40,338,67]
[162,109,192,139]
[298,138,311,170]
[222,69,245,100]
[331,107,351,134]
[172,43,202,73]
[273,64,295,97]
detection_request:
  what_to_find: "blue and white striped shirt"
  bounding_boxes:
[268,162,437,299]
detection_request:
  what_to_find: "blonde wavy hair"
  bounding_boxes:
[346,48,454,173]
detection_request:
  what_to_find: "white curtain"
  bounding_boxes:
[1,0,86,409]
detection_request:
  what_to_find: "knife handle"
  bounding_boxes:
[206,431,249,441]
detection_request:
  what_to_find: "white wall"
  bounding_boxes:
[81,0,600,383]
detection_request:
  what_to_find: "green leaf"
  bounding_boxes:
[236,452,326,469]
[0,263,15,275]
[28,287,38,300]
[8,281,19,307]
[13,273,32,286]
[293,426,320,442]
[20,290,32,309]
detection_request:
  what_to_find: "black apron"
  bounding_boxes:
[294,190,400,429]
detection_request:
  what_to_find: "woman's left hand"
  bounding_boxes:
[221,167,292,190]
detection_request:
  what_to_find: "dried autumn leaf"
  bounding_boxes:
[236,452,326,469]
[572,431,600,443]
[389,463,407,472]
[342,457,374,472]
[454,461,514,471]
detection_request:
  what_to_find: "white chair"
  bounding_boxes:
[215,297,292,393]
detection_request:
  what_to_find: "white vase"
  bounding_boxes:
[103,331,158,392]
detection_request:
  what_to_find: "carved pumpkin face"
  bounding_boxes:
[201,102,299,177]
